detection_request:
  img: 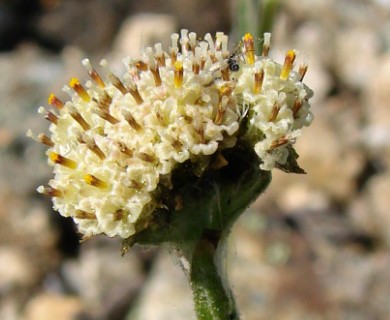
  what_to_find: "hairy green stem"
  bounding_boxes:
[190,234,238,320]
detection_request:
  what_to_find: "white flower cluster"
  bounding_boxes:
[31,30,313,238]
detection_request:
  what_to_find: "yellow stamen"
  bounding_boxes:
[174,61,183,88]
[48,93,64,109]
[254,69,264,93]
[75,209,96,220]
[280,50,296,80]
[69,78,90,102]
[243,33,255,65]
[84,174,108,189]
[49,152,77,169]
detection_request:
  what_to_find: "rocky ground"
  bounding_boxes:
[1,0,390,319]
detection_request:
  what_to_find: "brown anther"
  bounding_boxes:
[38,185,62,197]
[48,93,64,110]
[254,69,264,93]
[85,138,105,160]
[170,51,177,65]
[112,209,124,221]
[298,61,308,81]
[69,109,91,130]
[75,209,96,220]
[292,99,303,118]
[129,87,143,105]
[49,152,77,169]
[123,111,142,131]
[156,55,166,67]
[280,50,296,80]
[135,60,148,71]
[270,137,289,150]
[88,69,105,88]
[268,102,281,122]
[138,152,155,163]
[221,67,230,81]
[84,174,108,189]
[37,133,54,147]
[150,68,162,87]
[96,109,119,125]
[192,62,200,75]
[44,111,58,124]
[96,91,112,111]
[172,140,183,151]
[174,61,183,88]
[200,57,206,70]
[215,97,227,125]
[110,76,128,95]
[128,179,143,190]
[117,142,133,157]
[69,78,90,102]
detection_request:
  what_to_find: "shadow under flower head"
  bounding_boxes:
[29,30,313,239]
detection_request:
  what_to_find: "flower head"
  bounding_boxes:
[31,30,313,239]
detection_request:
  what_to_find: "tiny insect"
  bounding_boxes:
[227,54,240,71]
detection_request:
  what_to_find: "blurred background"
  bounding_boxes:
[1,0,390,319]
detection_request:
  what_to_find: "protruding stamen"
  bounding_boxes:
[122,110,142,131]
[135,60,148,71]
[39,107,58,124]
[75,209,96,220]
[215,95,229,125]
[100,59,128,94]
[82,59,105,88]
[298,58,308,81]
[82,135,105,160]
[49,151,77,169]
[150,67,162,87]
[180,29,190,53]
[280,50,296,80]
[69,107,91,130]
[292,99,303,118]
[268,102,281,122]
[270,137,289,150]
[188,32,197,53]
[95,91,112,111]
[26,130,54,147]
[69,78,90,102]
[170,33,179,64]
[84,174,108,189]
[37,185,62,197]
[37,133,54,147]
[254,68,264,93]
[116,142,133,157]
[48,93,64,109]
[95,109,119,125]
[243,33,255,65]
[262,33,271,56]
[174,61,184,88]
[154,43,166,67]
